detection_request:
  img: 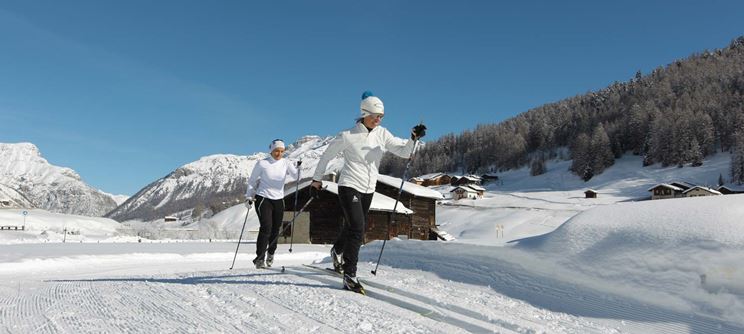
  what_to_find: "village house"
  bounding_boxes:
[450,175,482,186]
[717,184,744,195]
[450,185,484,200]
[648,184,685,200]
[375,174,445,240]
[419,173,452,187]
[282,180,414,244]
[682,186,722,197]
[649,181,726,199]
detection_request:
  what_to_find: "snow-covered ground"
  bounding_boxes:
[1,153,742,333]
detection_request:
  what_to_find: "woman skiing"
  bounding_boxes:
[310,91,426,293]
[245,139,300,269]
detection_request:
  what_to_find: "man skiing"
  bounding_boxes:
[310,91,426,294]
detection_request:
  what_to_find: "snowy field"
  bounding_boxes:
[1,154,743,333]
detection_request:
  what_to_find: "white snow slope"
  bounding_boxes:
[1,153,743,333]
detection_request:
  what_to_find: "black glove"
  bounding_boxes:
[411,123,427,140]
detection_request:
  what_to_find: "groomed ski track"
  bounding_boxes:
[1,242,741,333]
[1,263,620,334]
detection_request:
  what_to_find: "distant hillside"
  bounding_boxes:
[383,36,744,182]
[0,143,118,216]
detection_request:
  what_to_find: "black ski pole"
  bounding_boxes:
[229,207,251,270]
[372,139,419,276]
[289,160,302,253]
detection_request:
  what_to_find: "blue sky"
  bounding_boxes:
[1,1,743,195]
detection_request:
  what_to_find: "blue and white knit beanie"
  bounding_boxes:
[360,91,384,117]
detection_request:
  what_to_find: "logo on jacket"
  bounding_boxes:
[352,195,359,203]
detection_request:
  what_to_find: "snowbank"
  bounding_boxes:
[515,194,744,325]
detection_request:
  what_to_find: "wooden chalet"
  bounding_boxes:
[451,185,482,200]
[450,175,482,186]
[717,184,744,195]
[375,174,445,241]
[648,183,685,200]
[414,172,452,187]
[683,186,722,197]
[282,180,414,244]
[584,189,598,199]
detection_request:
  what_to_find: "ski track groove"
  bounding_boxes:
[229,272,345,333]
[287,266,476,333]
[252,267,461,334]
[345,268,551,334]
[404,259,615,334]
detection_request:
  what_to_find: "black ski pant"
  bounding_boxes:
[254,195,284,261]
[334,186,373,277]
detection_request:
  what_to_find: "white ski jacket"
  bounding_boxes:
[313,122,416,194]
[246,157,299,200]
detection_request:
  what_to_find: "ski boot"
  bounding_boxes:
[343,274,365,295]
[331,247,344,274]
[266,254,274,268]
[253,257,266,269]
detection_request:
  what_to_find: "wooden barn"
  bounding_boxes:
[413,173,452,187]
[450,185,482,200]
[683,186,722,197]
[717,184,744,195]
[282,180,414,244]
[648,183,685,200]
[451,175,482,186]
[376,174,445,241]
[584,189,598,198]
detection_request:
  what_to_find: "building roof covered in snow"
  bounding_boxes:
[682,186,722,195]
[450,185,479,193]
[717,184,744,193]
[377,174,445,200]
[285,180,413,214]
[418,172,447,180]
[647,183,684,192]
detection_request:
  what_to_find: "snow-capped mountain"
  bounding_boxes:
[106,135,341,223]
[0,143,118,216]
